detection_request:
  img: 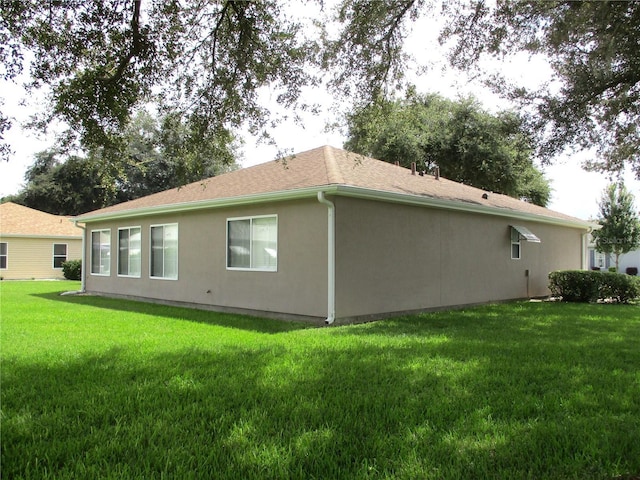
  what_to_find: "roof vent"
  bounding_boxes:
[394,161,399,166]
[482,193,489,199]
[411,162,416,175]
[434,166,440,180]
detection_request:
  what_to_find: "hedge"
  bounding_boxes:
[548,270,640,303]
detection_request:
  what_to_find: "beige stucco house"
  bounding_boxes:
[74,146,594,324]
[0,202,83,280]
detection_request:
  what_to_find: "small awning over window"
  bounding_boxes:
[511,225,541,243]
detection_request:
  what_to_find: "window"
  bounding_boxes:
[0,242,7,269]
[91,229,111,275]
[118,227,142,277]
[595,251,606,269]
[511,227,521,260]
[150,224,178,279]
[53,243,67,268]
[227,215,277,271]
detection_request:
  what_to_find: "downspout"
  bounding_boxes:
[317,191,336,325]
[581,227,593,271]
[74,220,87,293]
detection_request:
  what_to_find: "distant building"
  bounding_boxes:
[588,233,640,274]
[0,202,83,279]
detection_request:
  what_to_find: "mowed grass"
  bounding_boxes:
[2,282,640,479]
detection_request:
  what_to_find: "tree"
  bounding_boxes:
[440,1,640,176]
[14,150,109,215]
[321,0,425,103]
[591,183,640,271]
[93,110,238,203]
[345,91,551,206]
[3,1,638,179]
[329,1,640,176]
[1,0,315,154]
[13,111,239,215]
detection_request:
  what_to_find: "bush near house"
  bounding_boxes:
[61,259,82,281]
[549,270,640,303]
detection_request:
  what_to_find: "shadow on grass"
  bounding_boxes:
[31,290,312,335]
[344,301,640,340]
[4,311,640,479]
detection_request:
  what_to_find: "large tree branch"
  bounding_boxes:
[210,0,232,75]
[101,0,143,84]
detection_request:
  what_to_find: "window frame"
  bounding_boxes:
[90,229,111,276]
[510,227,521,260]
[52,243,68,269]
[226,214,278,272]
[117,226,142,278]
[149,223,179,280]
[0,242,7,269]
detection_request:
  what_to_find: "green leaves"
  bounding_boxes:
[2,0,638,180]
[2,0,316,154]
[442,1,640,175]
[592,183,640,269]
[345,92,551,206]
[12,110,238,215]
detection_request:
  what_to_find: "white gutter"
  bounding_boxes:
[582,227,594,270]
[317,191,336,325]
[73,220,87,293]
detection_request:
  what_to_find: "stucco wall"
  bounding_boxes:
[334,197,585,319]
[0,236,82,280]
[84,199,328,318]
[82,194,586,322]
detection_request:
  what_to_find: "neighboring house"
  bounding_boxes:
[75,146,594,324]
[588,234,640,274]
[0,202,83,279]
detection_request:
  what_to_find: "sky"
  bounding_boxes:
[1,5,639,221]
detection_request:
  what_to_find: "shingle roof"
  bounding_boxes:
[1,202,83,237]
[76,145,590,227]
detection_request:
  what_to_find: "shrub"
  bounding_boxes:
[608,266,617,273]
[599,272,640,303]
[626,267,638,276]
[549,270,640,303]
[61,259,82,281]
[548,270,600,303]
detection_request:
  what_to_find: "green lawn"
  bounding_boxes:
[2,281,640,479]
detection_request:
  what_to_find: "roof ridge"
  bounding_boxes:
[323,145,344,184]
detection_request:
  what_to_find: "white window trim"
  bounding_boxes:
[511,227,521,260]
[0,242,7,270]
[226,214,278,272]
[117,226,142,278]
[52,243,68,269]
[149,223,179,280]
[90,229,111,276]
